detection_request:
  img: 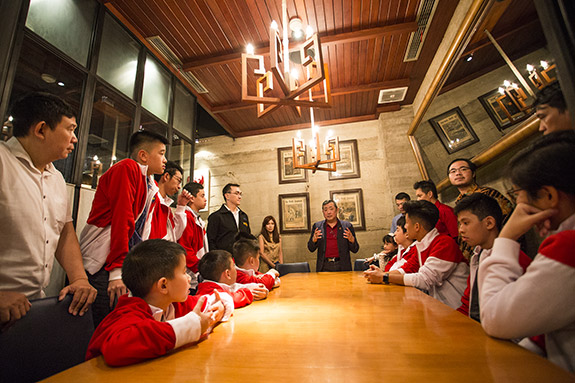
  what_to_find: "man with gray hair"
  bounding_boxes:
[307,200,359,272]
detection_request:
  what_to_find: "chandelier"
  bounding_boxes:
[241,0,340,172]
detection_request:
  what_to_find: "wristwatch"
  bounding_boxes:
[383,273,389,285]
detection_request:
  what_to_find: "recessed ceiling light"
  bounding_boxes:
[41,73,56,83]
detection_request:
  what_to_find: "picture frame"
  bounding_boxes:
[329,188,366,231]
[278,193,311,234]
[328,139,361,180]
[428,107,479,154]
[478,89,528,131]
[277,146,308,184]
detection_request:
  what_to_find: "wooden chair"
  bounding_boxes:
[0,294,94,382]
[276,262,311,276]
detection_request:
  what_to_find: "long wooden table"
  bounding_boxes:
[44,272,574,382]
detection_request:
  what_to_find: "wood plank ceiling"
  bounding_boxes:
[105,0,460,137]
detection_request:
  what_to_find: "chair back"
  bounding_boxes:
[0,294,94,382]
[276,262,311,276]
[354,259,369,271]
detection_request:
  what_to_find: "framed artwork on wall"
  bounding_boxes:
[278,193,311,234]
[428,107,479,154]
[277,146,308,184]
[478,89,528,130]
[329,188,366,231]
[328,139,360,180]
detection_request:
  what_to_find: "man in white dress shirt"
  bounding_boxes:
[0,92,96,329]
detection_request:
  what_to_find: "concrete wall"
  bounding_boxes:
[195,108,421,271]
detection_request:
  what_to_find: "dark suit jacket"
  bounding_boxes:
[307,219,359,271]
[207,205,250,254]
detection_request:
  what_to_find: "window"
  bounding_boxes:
[8,35,86,182]
[97,14,140,99]
[170,132,193,183]
[141,54,171,123]
[82,83,135,188]
[173,83,195,140]
[26,0,98,67]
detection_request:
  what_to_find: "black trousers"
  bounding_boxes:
[320,260,342,272]
[88,267,116,328]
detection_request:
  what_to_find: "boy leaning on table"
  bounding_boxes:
[86,239,232,366]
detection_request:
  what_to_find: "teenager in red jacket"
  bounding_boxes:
[177,181,209,294]
[81,130,169,326]
[86,239,228,366]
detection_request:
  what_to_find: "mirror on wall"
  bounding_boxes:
[412,0,552,191]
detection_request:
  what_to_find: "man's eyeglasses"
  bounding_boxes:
[448,166,471,175]
[227,191,242,196]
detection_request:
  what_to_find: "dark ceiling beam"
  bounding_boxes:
[182,21,417,71]
[210,78,410,114]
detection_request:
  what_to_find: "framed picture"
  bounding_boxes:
[428,107,479,154]
[329,188,366,231]
[329,139,360,180]
[277,146,308,184]
[478,89,528,130]
[278,193,311,234]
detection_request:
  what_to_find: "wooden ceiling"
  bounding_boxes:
[104,0,460,137]
[442,0,545,93]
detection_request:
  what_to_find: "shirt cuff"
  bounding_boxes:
[108,268,122,281]
[403,273,415,287]
[175,205,187,213]
[168,311,202,349]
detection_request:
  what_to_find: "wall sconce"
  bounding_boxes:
[496,80,530,123]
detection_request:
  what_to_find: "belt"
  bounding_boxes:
[325,257,340,262]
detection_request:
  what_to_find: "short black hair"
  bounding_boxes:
[403,200,439,231]
[535,82,567,113]
[129,130,168,157]
[222,183,240,200]
[155,160,183,182]
[183,181,204,197]
[413,180,438,199]
[198,250,234,282]
[322,199,338,209]
[382,234,397,246]
[232,236,260,266]
[9,92,76,137]
[447,158,477,176]
[122,239,186,298]
[396,215,407,232]
[454,193,503,230]
[507,130,575,198]
[394,192,410,201]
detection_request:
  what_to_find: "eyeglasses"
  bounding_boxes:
[448,166,471,175]
[172,176,182,184]
[227,191,243,196]
[506,187,524,197]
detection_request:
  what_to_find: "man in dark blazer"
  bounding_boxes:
[207,183,250,254]
[307,200,359,272]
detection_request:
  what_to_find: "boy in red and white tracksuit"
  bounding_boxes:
[178,182,210,292]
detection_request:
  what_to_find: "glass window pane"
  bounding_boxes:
[140,110,168,138]
[26,0,97,67]
[173,83,195,140]
[7,36,86,182]
[170,132,192,183]
[97,14,140,99]
[82,83,135,188]
[142,55,171,123]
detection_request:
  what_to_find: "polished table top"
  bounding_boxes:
[45,272,574,382]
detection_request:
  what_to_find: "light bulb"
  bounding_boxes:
[540,60,549,69]
[526,64,534,72]
[246,44,254,55]
[503,80,511,87]
[498,87,505,94]
[271,20,278,30]
[306,25,314,38]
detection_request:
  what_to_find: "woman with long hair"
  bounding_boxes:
[258,216,283,272]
